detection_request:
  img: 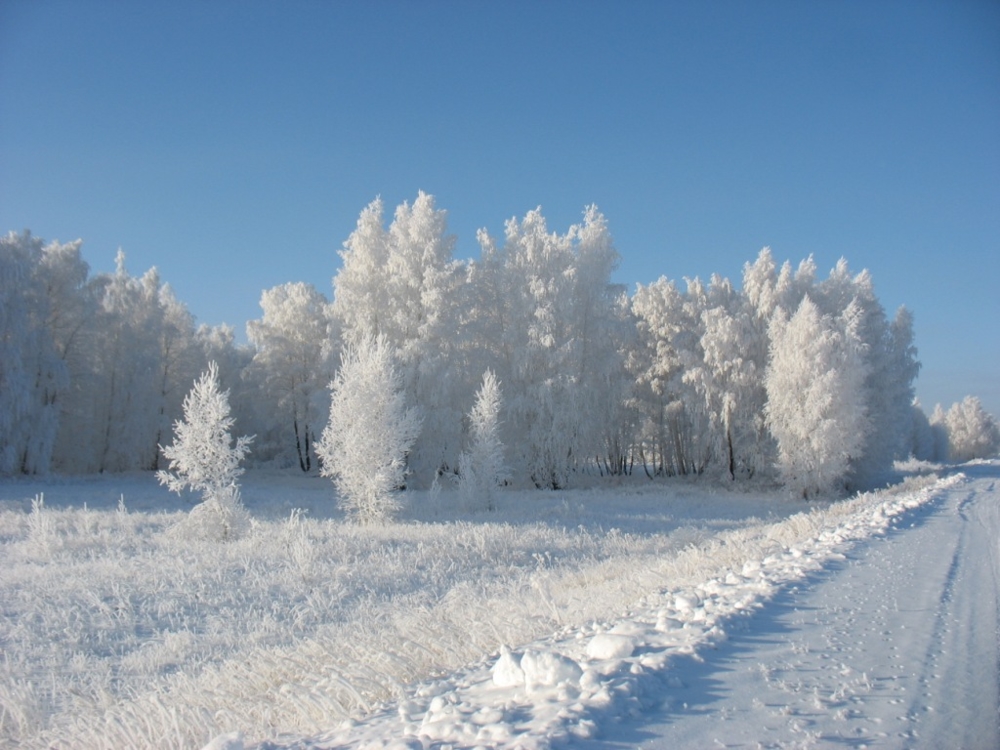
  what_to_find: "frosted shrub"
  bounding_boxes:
[943,396,1000,462]
[157,362,254,540]
[172,484,251,542]
[316,334,423,524]
[26,493,53,558]
[459,370,508,511]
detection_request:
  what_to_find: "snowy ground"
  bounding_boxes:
[619,459,1000,749]
[1,464,996,749]
[240,465,997,750]
[0,470,810,748]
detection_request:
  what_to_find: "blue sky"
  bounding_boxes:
[2,0,998,417]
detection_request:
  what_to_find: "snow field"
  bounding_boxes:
[0,474,789,748]
[0,471,955,749]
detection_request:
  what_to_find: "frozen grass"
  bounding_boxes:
[0,471,919,748]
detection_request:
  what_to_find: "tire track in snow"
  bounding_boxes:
[622,464,1000,750]
[910,468,1000,750]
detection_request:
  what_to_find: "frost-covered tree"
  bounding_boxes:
[196,323,262,457]
[942,396,1000,462]
[49,252,202,474]
[929,403,951,461]
[0,231,50,474]
[742,248,784,324]
[568,207,635,475]
[496,207,578,488]
[471,205,629,488]
[738,250,922,487]
[593,292,641,477]
[458,370,508,510]
[331,193,467,486]
[817,263,920,485]
[880,306,922,459]
[157,362,254,539]
[685,275,770,480]
[316,334,423,523]
[1,234,207,476]
[331,197,392,340]
[629,276,712,477]
[629,278,680,477]
[82,254,173,472]
[908,400,937,461]
[1,232,106,475]
[158,362,254,499]
[765,295,870,498]
[144,283,201,470]
[39,239,101,473]
[385,193,467,482]
[247,282,333,472]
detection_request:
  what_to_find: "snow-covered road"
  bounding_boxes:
[592,462,1000,749]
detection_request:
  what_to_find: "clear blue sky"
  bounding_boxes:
[2,0,998,417]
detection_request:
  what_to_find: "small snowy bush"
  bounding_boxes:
[316,334,422,524]
[942,396,1000,462]
[459,370,508,511]
[157,362,254,540]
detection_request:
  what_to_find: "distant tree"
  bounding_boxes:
[157,362,254,540]
[880,306,922,460]
[929,403,950,461]
[568,207,636,475]
[0,235,209,476]
[0,231,49,474]
[908,400,937,461]
[196,323,263,456]
[1,232,101,475]
[472,205,629,488]
[741,247,784,323]
[39,237,101,473]
[247,282,332,472]
[942,396,1000,462]
[86,254,172,472]
[765,296,869,498]
[458,370,508,510]
[316,334,422,524]
[629,276,712,477]
[497,207,579,489]
[144,283,200,470]
[686,275,770,480]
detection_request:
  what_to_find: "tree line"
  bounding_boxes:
[2,192,997,496]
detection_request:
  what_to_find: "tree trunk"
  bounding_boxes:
[293,416,311,472]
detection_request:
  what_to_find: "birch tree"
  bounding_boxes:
[331,192,466,485]
[247,282,332,472]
